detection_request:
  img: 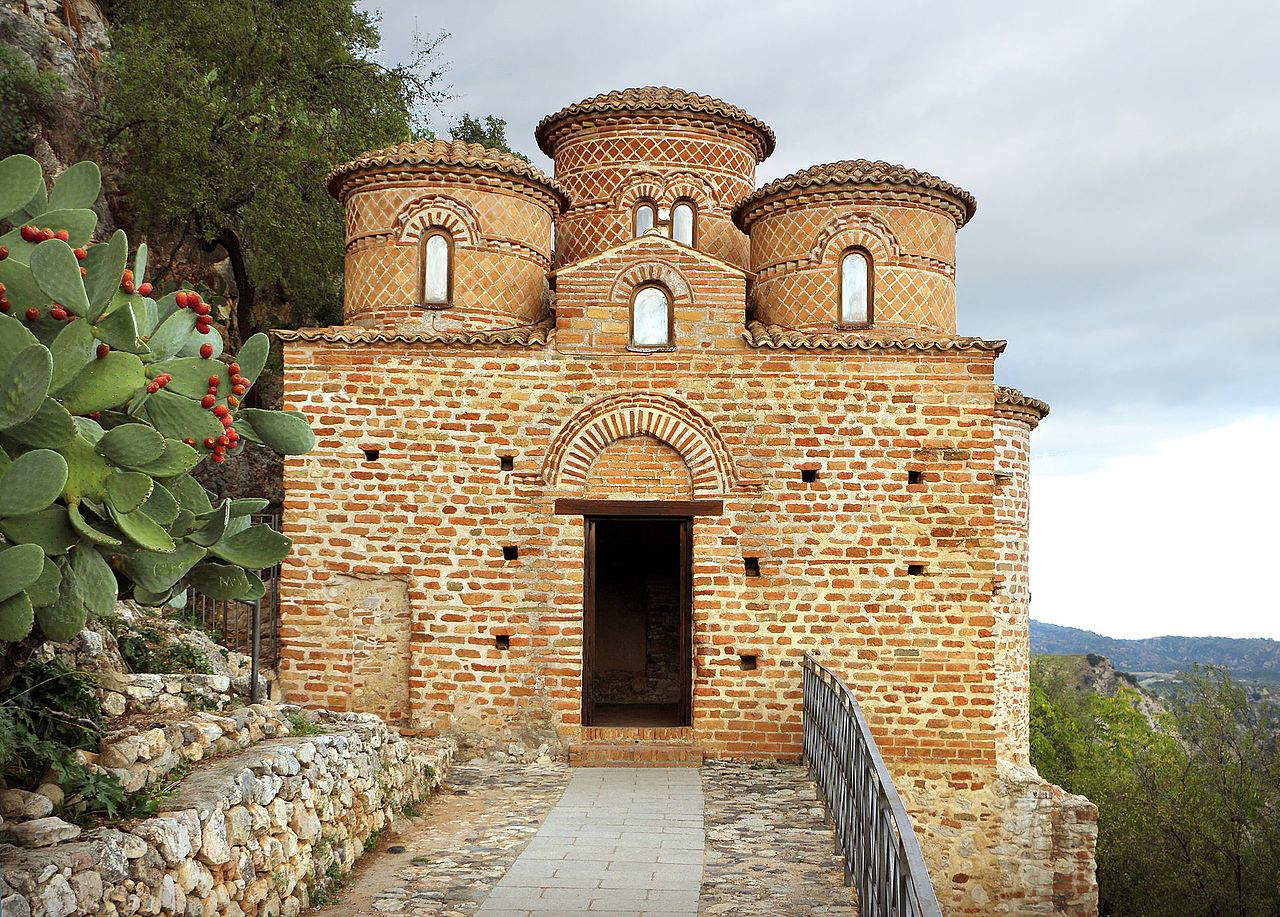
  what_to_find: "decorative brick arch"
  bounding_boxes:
[607,260,693,304]
[661,172,719,210]
[810,212,900,265]
[614,173,666,211]
[543,392,738,495]
[395,194,481,246]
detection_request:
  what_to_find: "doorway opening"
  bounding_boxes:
[583,517,692,727]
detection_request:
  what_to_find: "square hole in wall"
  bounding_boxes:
[739,654,758,671]
[907,563,926,576]
[743,556,761,578]
[801,468,819,483]
[362,448,380,461]
[502,545,519,561]
[494,634,511,650]
[908,469,923,484]
[499,455,515,471]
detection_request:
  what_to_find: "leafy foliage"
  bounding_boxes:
[0,43,63,157]
[100,0,449,338]
[0,153,315,648]
[103,615,213,675]
[1031,658,1280,915]
[0,657,149,822]
[449,114,528,161]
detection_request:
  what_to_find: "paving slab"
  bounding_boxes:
[477,768,704,914]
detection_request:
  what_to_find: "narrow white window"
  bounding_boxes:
[672,202,695,245]
[634,202,655,237]
[422,232,450,305]
[631,285,671,348]
[839,249,871,325]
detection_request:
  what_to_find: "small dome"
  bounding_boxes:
[735,159,977,229]
[327,138,569,209]
[536,86,775,161]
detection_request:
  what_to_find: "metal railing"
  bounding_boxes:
[190,512,282,703]
[802,653,943,917]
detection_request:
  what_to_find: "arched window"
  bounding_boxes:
[420,230,452,306]
[671,200,696,246]
[633,200,656,237]
[839,248,872,326]
[630,283,672,349]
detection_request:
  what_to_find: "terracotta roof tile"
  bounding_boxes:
[741,320,1004,353]
[995,385,1050,425]
[327,139,568,207]
[736,159,977,228]
[536,87,775,160]
[273,319,553,348]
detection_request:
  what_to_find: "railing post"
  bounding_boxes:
[249,598,262,704]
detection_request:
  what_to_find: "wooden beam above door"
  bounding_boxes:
[553,498,724,517]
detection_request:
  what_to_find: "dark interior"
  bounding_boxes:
[589,518,685,727]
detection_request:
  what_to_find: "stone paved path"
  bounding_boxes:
[478,768,704,916]
[315,760,855,916]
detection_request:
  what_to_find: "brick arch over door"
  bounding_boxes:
[542,392,738,496]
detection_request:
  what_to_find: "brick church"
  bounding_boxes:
[277,87,1098,913]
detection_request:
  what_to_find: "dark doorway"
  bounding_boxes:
[583,516,692,727]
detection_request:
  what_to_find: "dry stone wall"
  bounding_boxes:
[0,712,454,917]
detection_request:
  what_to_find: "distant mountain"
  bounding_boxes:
[1031,620,1280,681]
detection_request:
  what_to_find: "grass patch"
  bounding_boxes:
[286,711,326,736]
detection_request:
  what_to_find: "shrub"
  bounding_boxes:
[0,45,62,157]
[0,153,315,652]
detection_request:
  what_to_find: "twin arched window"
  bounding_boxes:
[839,248,873,326]
[630,283,672,349]
[420,230,452,306]
[632,199,698,245]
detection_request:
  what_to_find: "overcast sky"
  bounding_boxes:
[365,0,1280,640]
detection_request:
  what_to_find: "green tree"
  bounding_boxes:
[1031,658,1280,915]
[449,114,528,161]
[100,0,449,342]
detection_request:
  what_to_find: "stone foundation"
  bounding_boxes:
[899,763,1098,915]
[0,712,455,917]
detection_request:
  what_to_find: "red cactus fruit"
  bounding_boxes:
[220,414,233,428]
[20,226,39,242]
[39,228,54,242]
[55,229,70,242]
[97,343,110,359]
[87,412,101,421]
[228,396,240,407]
[138,282,153,296]
[73,248,87,261]
[183,438,196,447]
[228,362,241,375]
[24,308,38,321]
[213,405,229,418]
[0,245,8,259]
[193,302,211,316]
[0,300,10,313]
[217,435,229,447]
[200,343,213,359]
[201,394,216,408]
[232,383,246,395]
[207,375,220,386]
[50,306,67,321]
[203,437,217,449]
[175,291,189,308]
[212,452,226,464]
[146,382,159,394]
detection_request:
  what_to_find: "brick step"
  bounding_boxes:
[569,742,704,767]
[580,726,696,744]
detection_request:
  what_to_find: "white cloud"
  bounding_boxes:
[1031,415,1280,639]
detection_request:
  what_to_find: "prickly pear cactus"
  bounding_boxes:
[0,154,315,645]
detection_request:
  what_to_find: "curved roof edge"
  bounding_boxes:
[735,159,977,229]
[536,87,775,161]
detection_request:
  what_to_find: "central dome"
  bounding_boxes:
[535,86,775,161]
